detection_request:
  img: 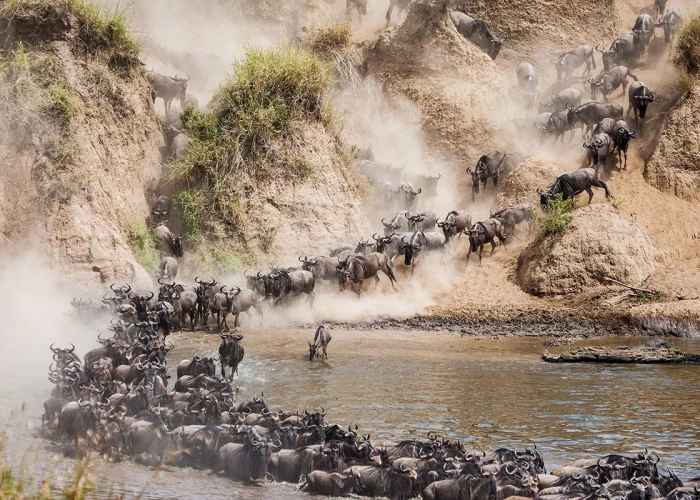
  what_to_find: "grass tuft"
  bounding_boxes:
[674,14,700,76]
[308,22,353,54]
[536,194,575,236]
[0,0,141,74]
[124,218,160,272]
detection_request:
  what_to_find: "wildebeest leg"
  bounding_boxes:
[254,304,264,325]
[592,179,611,198]
[623,148,628,170]
[308,291,316,307]
[478,244,484,266]
[373,274,380,284]
[245,310,252,325]
[221,360,227,380]
[490,239,498,256]
[622,80,628,98]
[466,246,472,265]
[385,2,394,24]
[585,187,594,204]
[234,313,240,328]
[323,346,328,359]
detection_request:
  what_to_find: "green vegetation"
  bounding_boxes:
[0,0,140,73]
[124,218,160,273]
[674,14,700,76]
[45,84,79,125]
[169,47,330,251]
[536,194,575,236]
[308,22,353,54]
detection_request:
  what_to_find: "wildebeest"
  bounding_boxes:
[156,256,177,282]
[181,93,199,110]
[300,255,341,282]
[406,211,437,232]
[476,151,521,186]
[265,269,315,307]
[155,223,184,258]
[422,469,497,500]
[538,88,582,113]
[375,232,412,264]
[437,210,472,242]
[219,332,244,380]
[337,252,398,295]
[517,62,539,109]
[612,120,636,170]
[552,45,596,80]
[655,0,668,16]
[147,72,190,113]
[150,196,171,222]
[597,33,636,71]
[465,220,507,265]
[347,0,367,23]
[656,7,683,44]
[402,231,446,272]
[593,117,617,137]
[542,110,576,142]
[346,464,417,500]
[627,81,655,133]
[588,66,638,102]
[219,285,262,329]
[633,14,655,57]
[538,167,611,206]
[569,102,624,137]
[491,203,533,237]
[127,419,183,464]
[382,211,410,236]
[309,325,332,360]
[59,399,101,448]
[300,469,364,496]
[449,9,507,60]
[212,435,279,481]
[386,0,411,24]
[400,183,422,212]
[177,355,216,379]
[583,132,612,172]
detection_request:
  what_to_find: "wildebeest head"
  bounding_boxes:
[128,291,154,321]
[308,342,318,361]
[465,167,480,193]
[595,44,616,71]
[633,90,655,120]
[173,74,190,101]
[402,234,422,265]
[617,127,637,146]
[400,183,421,208]
[170,233,184,258]
[298,256,317,272]
[536,187,551,207]
[354,238,373,254]
[372,233,389,252]
[588,77,604,100]
[243,271,265,297]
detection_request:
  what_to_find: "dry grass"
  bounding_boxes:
[674,14,700,77]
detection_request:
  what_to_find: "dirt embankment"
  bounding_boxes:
[645,80,700,203]
[364,0,508,177]
[0,2,162,289]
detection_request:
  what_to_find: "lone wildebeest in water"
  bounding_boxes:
[309,325,332,360]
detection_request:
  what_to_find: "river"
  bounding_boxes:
[1,329,699,498]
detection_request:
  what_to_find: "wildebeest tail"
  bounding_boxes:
[297,476,308,491]
[629,71,639,81]
[386,263,398,283]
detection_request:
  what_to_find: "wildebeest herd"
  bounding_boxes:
[45,330,699,498]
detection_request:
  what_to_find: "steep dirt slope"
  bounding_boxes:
[364,0,509,180]
[0,2,162,289]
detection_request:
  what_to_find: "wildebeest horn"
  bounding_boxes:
[220,285,227,292]
[145,291,154,300]
[595,44,604,52]
[505,463,517,475]
[50,343,59,353]
[466,167,472,173]
[536,188,544,194]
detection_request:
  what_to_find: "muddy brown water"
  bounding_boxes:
[2,329,700,499]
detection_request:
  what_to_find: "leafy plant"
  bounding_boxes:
[536,194,575,236]
[44,84,78,125]
[609,196,624,210]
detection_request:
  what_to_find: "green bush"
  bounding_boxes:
[537,194,575,236]
[44,84,78,125]
[0,0,141,73]
[169,47,329,244]
[674,14,700,76]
